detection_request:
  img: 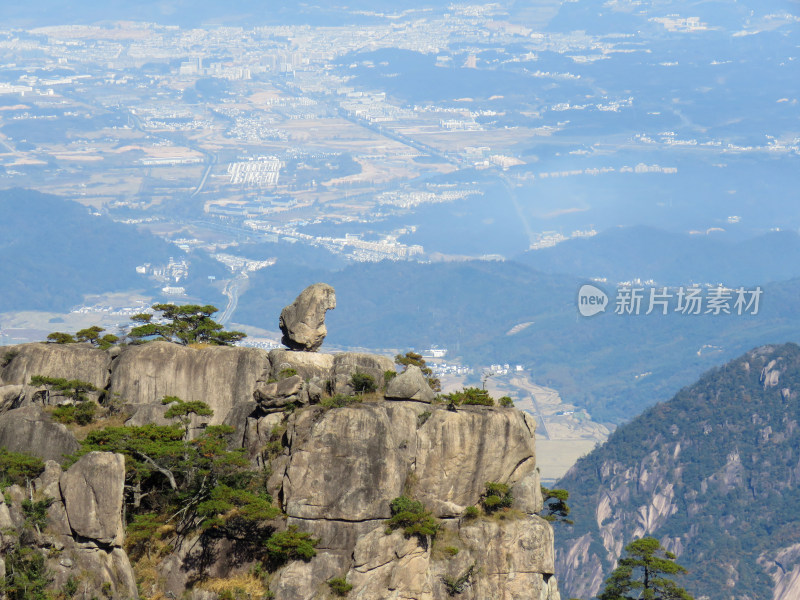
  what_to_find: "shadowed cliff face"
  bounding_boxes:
[0,342,561,600]
[555,343,800,600]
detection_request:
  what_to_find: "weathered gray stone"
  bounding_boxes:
[0,405,79,463]
[282,404,409,521]
[33,460,62,499]
[348,527,432,600]
[108,342,270,424]
[222,400,259,448]
[0,384,25,413]
[513,469,544,514]
[49,546,139,600]
[280,402,538,522]
[279,283,336,351]
[124,402,172,427]
[60,452,125,546]
[385,365,436,403]
[270,551,345,600]
[254,375,307,410]
[268,349,334,381]
[331,352,395,395]
[0,343,111,389]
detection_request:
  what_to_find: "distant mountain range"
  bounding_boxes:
[515,226,800,287]
[554,342,800,600]
[0,188,227,313]
[6,188,800,426]
[235,227,800,423]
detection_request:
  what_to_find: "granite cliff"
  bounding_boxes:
[0,339,560,600]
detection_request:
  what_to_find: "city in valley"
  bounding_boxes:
[0,2,797,475]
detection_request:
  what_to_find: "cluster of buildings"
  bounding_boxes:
[135,257,189,283]
[227,157,282,188]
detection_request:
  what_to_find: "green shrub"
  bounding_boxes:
[46,332,75,344]
[351,372,377,394]
[499,396,514,407]
[22,498,53,532]
[52,401,97,426]
[386,496,439,544]
[441,387,494,407]
[2,542,52,600]
[278,368,298,380]
[0,448,45,488]
[62,576,79,598]
[29,376,98,403]
[443,546,460,557]
[463,506,480,519]
[417,410,432,427]
[384,370,397,384]
[327,577,353,596]
[265,526,319,564]
[481,482,513,514]
[125,512,165,559]
[320,394,360,409]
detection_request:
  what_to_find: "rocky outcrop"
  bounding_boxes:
[0,404,79,463]
[60,451,126,546]
[1,452,137,599]
[262,401,556,599]
[386,365,436,402]
[279,283,336,351]
[0,342,112,389]
[330,352,395,395]
[108,341,271,424]
[0,384,26,412]
[268,348,334,380]
[0,340,559,600]
[254,375,307,410]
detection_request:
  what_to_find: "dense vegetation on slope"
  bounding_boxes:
[0,188,226,312]
[555,343,800,599]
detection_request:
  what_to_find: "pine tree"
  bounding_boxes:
[128,303,246,346]
[598,537,693,600]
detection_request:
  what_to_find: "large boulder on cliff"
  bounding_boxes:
[330,352,395,395]
[108,342,270,424]
[0,405,79,463]
[0,343,112,389]
[279,283,336,352]
[60,451,126,546]
[385,365,436,403]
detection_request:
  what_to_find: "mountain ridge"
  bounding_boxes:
[555,342,800,600]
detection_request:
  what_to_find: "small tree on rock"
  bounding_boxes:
[76,326,119,349]
[129,303,246,346]
[541,486,573,524]
[395,352,441,392]
[46,332,75,344]
[598,536,694,600]
[162,396,214,439]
